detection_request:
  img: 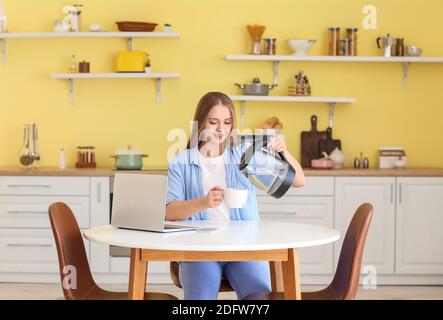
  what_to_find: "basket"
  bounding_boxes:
[116,21,158,32]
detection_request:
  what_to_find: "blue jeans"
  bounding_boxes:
[179,261,272,300]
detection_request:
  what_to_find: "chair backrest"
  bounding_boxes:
[330,203,373,300]
[48,202,95,300]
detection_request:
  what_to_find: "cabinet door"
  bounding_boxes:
[0,228,89,274]
[258,196,334,274]
[335,177,395,275]
[0,196,89,229]
[396,178,443,274]
[89,177,111,274]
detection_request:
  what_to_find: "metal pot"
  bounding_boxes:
[111,145,148,170]
[235,77,277,96]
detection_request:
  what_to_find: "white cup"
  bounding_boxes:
[223,188,248,208]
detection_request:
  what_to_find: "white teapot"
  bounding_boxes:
[328,147,345,169]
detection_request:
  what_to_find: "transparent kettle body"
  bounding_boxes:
[242,148,290,194]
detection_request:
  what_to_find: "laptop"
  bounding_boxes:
[111,173,198,233]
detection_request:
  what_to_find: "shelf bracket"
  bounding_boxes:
[156,78,162,105]
[328,102,336,129]
[1,39,6,64]
[127,37,133,51]
[402,62,410,89]
[241,101,246,128]
[69,79,75,106]
[273,61,280,86]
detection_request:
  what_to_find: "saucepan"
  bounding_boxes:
[111,145,148,170]
[235,77,277,96]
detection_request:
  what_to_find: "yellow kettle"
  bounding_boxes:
[115,51,149,73]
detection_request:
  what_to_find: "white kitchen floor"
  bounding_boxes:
[0,283,442,300]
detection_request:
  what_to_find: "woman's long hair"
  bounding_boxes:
[187,92,238,149]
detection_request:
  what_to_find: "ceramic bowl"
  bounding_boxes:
[287,39,316,56]
[311,158,335,169]
[406,46,423,57]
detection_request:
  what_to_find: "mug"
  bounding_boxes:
[223,188,248,208]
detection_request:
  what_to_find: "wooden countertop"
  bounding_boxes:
[1,167,443,177]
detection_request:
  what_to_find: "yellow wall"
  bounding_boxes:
[1,0,442,169]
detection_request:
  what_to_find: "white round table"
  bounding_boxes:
[84,220,340,300]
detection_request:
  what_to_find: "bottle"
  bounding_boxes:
[354,157,361,169]
[59,148,66,169]
[70,54,78,73]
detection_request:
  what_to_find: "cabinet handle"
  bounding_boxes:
[6,244,52,248]
[399,183,402,204]
[6,184,51,188]
[7,210,47,215]
[261,211,297,215]
[97,182,102,204]
[390,183,394,204]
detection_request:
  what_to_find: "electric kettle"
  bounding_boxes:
[239,135,295,199]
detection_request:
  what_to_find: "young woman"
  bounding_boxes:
[166,92,305,300]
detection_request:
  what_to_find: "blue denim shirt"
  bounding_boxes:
[166,145,260,221]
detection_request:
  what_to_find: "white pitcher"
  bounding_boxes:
[329,147,346,169]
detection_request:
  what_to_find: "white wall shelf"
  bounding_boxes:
[225,54,443,89]
[229,95,357,128]
[51,72,181,105]
[0,31,181,64]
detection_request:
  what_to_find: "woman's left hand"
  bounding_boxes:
[266,135,288,153]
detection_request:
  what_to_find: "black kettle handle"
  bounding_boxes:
[257,135,293,168]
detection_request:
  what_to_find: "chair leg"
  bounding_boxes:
[281,248,301,300]
[128,248,148,300]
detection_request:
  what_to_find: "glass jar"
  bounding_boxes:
[339,39,351,56]
[250,38,262,55]
[327,27,340,56]
[53,20,65,32]
[346,28,358,56]
[263,38,276,55]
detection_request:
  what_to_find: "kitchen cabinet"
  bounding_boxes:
[1,173,442,285]
[334,177,396,274]
[395,178,443,274]
[258,196,334,274]
[257,177,335,275]
[0,176,91,282]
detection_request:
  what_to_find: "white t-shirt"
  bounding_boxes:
[198,151,231,220]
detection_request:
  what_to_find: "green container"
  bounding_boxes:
[111,154,148,170]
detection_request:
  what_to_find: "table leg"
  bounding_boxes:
[269,261,284,292]
[128,248,148,300]
[282,248,301,300]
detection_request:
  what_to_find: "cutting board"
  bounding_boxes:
[301,115,328,167]
[319,127,342,156]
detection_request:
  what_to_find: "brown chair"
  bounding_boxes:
[49,202,178,300]
[170,261,234,292]
[243,202,374,300]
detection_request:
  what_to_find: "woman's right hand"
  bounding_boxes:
[203,186,224,208]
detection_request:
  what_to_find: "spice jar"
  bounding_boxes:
[339,39,351,56]
[346,28,358,56]
[263,38,276,55]
[79,60,90,73]
[395,38,405,57]
[327,27,340,56]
